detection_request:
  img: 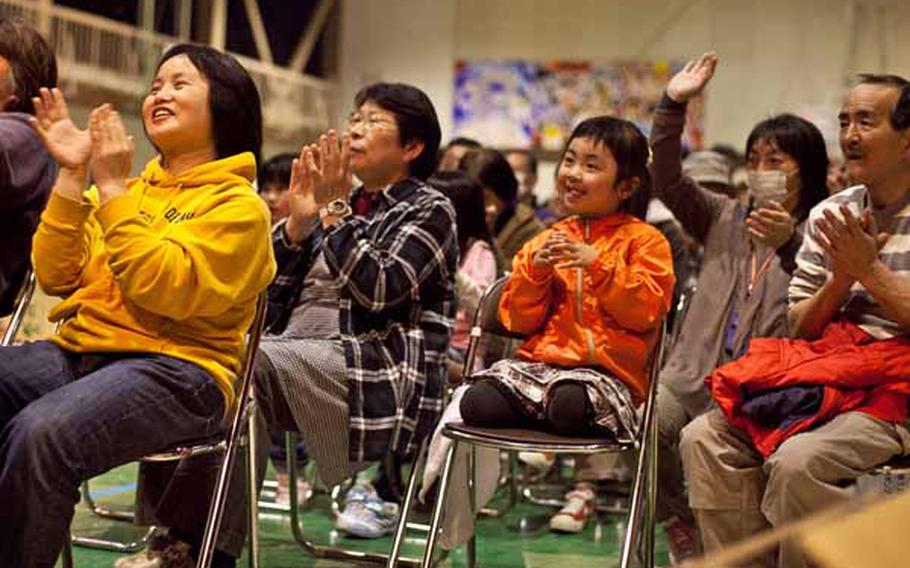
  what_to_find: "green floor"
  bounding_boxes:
[62,463,670,568]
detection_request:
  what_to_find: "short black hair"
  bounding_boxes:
[0,18,57,114]
[354,82,441,180]
[155,44,262,164]
[710,143,745,168]
[428,170,491,256]
[506,149,538,176]
[894,84,910,131]
[856,73,910,90]
[257,152,295,191]
[446,136,481,150]
[459,148,518,205]
[857,74,910,130]
[745,114,829,222]
[562,116,652,219]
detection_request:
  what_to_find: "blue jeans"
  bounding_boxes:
[0,341,225,568]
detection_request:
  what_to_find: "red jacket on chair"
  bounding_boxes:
[708,321,910,457]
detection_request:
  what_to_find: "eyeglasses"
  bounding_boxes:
[345,113,396,131]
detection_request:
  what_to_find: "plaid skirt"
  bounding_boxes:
[471,359,641,444]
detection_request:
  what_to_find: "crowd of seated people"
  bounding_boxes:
[4,16,910,568]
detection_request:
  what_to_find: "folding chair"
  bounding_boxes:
[387,275,666,568]
[1,268,36,346]
[63,291,268,568]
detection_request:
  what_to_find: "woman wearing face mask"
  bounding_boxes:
[647,53,829,563]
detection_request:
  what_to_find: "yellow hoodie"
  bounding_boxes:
[32,152,276,408]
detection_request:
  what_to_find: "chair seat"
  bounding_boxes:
[443,421,630,453]
[141,436,226,462]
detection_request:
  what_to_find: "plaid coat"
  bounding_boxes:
[266,178,458,461]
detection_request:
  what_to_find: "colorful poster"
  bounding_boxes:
[454,60,704,152]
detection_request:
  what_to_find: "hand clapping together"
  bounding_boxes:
[30,87,134,204]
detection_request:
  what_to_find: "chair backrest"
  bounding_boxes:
[1,269,36,347]
[462,276,526,376]
[235,291,269,411]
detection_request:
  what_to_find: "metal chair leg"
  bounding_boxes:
[421,441,458,568]
[246,406,260,568]
[286,450,423,567]
[61,530,74,568]
[196,403,254,568]
[71,479,149,553]
[387,441,428,568]
[643,396,660,567]
[259,432,317,513]
[621,445,650,568]
[467,444,477,568]
[80,479,135,521]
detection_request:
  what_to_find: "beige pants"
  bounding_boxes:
[680,409,910,568]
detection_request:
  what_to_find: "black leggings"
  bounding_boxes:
[460,379,596,436]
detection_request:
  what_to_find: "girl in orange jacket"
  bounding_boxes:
[459,116,675,533]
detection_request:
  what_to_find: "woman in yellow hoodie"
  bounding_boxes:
[0,44,275,568]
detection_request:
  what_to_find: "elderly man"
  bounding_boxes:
[681,74,910,568]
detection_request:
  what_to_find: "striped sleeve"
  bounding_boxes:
[788,186,867,306]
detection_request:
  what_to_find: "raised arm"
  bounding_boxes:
[650,53,728,243]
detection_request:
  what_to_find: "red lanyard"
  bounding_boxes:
[747,250,775,297]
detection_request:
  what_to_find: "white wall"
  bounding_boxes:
[337,0,457,135]
[339,0,910,149]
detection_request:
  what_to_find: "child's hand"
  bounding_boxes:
[532,231,569,268]
[551,238,599,269]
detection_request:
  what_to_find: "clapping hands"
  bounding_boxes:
[284,129,353,242]
[815,205,888,282]
[30,87,92,169]
[88,105,134,202]
[746,202,796,250]
[31,88,134,203]
[533,231,599,270]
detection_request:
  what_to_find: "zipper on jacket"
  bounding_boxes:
[577,219,597,363]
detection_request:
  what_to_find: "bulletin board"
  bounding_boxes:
[453,59,705,154]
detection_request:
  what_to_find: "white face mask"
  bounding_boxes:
[747,170,789,208]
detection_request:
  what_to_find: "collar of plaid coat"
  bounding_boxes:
[267,177,458,461]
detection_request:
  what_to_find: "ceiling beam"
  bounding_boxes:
[288,0,335,73]
[242,0,274,64]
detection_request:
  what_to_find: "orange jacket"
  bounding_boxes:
[500,213,675,401]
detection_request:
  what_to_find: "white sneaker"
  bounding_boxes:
[335,482,400,539]
[548,485,596,534]
[275,471,311,507]
[518,452,555,473]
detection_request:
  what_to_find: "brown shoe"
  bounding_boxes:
[112,529,194,568]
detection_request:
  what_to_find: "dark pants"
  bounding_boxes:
[0,341,225,568]
[269,431,308,471]
[137,349,297,557]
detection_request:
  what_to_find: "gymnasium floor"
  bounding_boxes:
[63,463,671,568]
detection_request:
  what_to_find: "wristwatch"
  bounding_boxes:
[319,198,352,220]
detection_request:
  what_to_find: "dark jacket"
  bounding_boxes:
[0,113,54,314]
[266,178,458,461]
